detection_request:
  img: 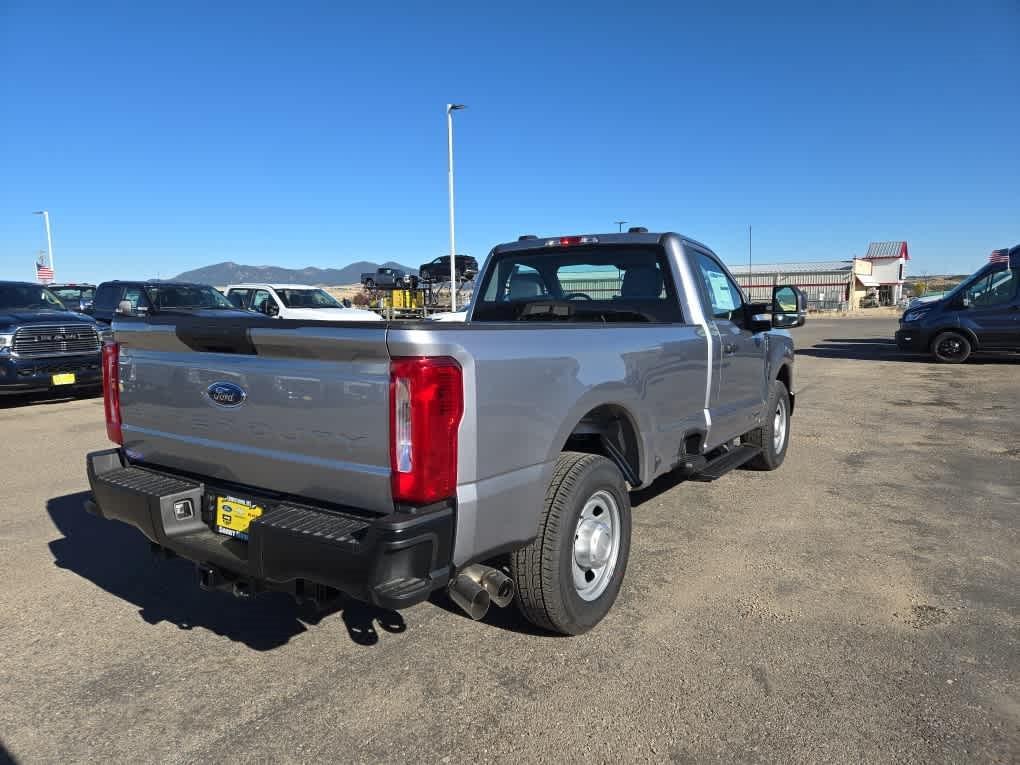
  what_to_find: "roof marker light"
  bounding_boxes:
[545,236,599,247]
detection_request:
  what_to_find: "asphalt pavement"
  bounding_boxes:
[0,315,1017,763]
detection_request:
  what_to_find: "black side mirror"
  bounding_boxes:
[772,285,807,328]
[744,302,773,333]
[265,301,279,317]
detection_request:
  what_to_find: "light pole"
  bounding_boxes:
[33,210,55,277]
[446,103,465,311]
[614,220,627,233]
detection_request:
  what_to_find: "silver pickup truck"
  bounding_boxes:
[85,231,805,635]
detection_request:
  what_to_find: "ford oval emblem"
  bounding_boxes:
[206,381,246,408]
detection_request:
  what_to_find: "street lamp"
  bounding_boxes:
[614,220,627,233]
[33,210,55,276]
[446,103,465,311]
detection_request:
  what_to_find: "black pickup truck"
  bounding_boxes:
[0,281,103,395]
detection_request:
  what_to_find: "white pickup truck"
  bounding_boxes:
[85,231,805,635]
[224,283,382,322]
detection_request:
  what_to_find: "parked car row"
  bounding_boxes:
[0,276,389,397]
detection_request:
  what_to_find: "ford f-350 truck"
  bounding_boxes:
[85,231,805,635]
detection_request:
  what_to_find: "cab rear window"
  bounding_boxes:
[472,245,684,323]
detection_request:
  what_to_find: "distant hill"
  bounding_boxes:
[171,260,419,286]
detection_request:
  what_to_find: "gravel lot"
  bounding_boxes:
[1,315,1017,763]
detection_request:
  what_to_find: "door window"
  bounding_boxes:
[964,269,1019,308]
[227,289,250,308]
[693,253,744,320]
[121,286,146,309]
[250,290,275,314]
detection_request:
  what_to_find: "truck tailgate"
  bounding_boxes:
[115,319,393,513]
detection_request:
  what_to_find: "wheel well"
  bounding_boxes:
[563,405,642,487]
[776,364,794,414]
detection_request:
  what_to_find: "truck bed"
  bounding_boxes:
[114,313,710,562]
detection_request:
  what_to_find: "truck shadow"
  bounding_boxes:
[0,389,101,409]
[45,492,405,650]
[797,338,1018,364]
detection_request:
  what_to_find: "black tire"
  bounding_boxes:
[511,452,632,635]
[742,379,791,471]
[931,330,972,364]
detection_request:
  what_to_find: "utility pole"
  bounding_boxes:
[614,220,627,233]
[446,103,465,311]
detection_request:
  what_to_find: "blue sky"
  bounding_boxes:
[1,0,1017,283]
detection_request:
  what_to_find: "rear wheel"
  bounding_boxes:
[742,379,791,470]
[511,452,631,635]
[931,331,972,363]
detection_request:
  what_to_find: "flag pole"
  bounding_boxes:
[33,210,55,277]
[42,211,55,274]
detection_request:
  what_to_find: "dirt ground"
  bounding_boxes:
[0,315,1016,763]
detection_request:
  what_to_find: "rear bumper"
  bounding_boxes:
[0,353,101,394]
[85,449,453,610]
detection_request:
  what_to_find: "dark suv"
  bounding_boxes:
[0,281,103,395]
[896,244,1020,363]
[418,255,478,283]
[90,281,239,324]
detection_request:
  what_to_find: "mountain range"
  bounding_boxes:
[172,260,419,286]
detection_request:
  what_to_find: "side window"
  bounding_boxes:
[693,252,744,320]
[95,284,119,310]
[965,269,1019,308]
[250,289,275,314]
[122,286,145,309]
[227,289,250,308]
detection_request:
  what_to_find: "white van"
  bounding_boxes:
[224,284,382,322]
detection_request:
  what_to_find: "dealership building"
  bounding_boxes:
[730,241,909,311]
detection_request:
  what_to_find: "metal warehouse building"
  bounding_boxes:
[730,260,880,312]
[729,242,909,311]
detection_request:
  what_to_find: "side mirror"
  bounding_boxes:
[81,301,95,315]
[772,285,807,328]
[265,301,280,317]
[116,300,134,315]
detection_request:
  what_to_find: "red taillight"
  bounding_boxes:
[102,342,122,445]
[389,356,463,505]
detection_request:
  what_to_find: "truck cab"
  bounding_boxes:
[90,281,244,324]
[896,245,1020,363]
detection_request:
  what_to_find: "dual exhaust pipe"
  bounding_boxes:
[447,564,514,620]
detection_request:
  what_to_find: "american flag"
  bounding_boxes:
[988,249,1009,264]
[36,261,54,283]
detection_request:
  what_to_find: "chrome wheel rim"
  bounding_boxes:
[773,398,787,452]
[572,490,621,601]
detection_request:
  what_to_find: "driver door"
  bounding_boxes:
[961,269,1020,348]
[690,250,767,445]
